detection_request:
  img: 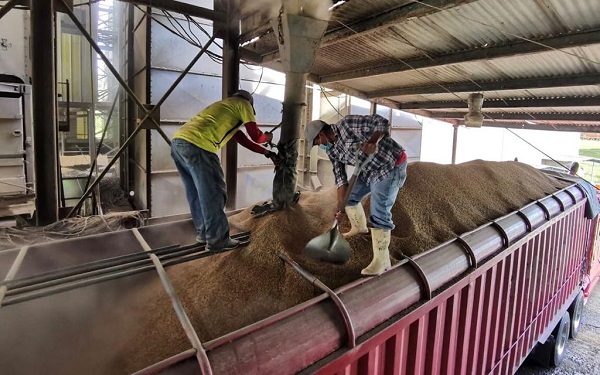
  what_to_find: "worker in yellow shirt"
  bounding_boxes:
[171,90,281,251]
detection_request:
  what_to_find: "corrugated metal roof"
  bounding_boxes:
[330,0,414,26]
[336,44,600,92]
[239,0,600,130]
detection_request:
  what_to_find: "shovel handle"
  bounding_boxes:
[337,153,376,212]
[337,132,385,212]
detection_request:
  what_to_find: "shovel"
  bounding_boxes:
[303,154,375,264]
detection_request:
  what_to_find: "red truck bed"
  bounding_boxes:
[0,184,595,375]
[139,185,594,374]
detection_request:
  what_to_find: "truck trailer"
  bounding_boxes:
[0,162,599,374]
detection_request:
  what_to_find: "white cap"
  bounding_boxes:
[305,120,328,145]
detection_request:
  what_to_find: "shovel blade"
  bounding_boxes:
[303,223,351,264]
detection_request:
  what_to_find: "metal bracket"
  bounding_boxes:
[455,237,478,269]
[397,254,432,300]
[278,252,356,348]
[139,104,160,130]
[490,220,510,248]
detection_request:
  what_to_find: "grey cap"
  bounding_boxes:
[305,120,328,145]
[232,90,254,105]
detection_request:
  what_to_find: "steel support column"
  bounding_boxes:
[218,0,240,210]
[31,0,59,224]
[370,102,377,115]
[452,124,459,165]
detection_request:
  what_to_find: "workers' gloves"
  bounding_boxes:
[265,150,283,167]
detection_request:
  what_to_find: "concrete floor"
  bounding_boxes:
[515,286,600,374]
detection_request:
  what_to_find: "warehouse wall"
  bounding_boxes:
[0,8,29,82]
[132,2,426,219]
[141,9,286,217]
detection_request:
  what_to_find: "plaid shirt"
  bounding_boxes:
[327,114,404,188]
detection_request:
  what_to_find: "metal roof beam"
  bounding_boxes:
[120,0,226,22]
[399,97,600,109]
[430,112,600,122]
[321,29,600,83]
[367,73,600,98]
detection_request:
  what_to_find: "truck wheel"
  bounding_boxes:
[551,312,570,367]
[568,291,584,339]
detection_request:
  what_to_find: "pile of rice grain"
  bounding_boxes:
[117,160,570,373]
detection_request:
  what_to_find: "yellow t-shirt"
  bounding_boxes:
[173,97,256,153]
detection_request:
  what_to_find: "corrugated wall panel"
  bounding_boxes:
[330,0,412,27]
[147,19,288,217]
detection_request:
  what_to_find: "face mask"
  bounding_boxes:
[319,142,332,151]
[318,132,332,151]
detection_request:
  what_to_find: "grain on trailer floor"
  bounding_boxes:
[116,160,570,374]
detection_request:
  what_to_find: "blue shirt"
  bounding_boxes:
[326,114,404,188]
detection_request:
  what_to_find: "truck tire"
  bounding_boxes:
[524,311,571,368]
[569,291,584,339]
[551,312,571,367]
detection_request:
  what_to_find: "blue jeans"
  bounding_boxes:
[347,162,407,230]
[171,138,230,245]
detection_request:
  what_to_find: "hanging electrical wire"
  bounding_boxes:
[133,5,222,64]
[319,85,344,117]
[250,66,264,96]
[161,9,223,64]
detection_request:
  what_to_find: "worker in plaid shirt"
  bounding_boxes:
[305,114,407,275]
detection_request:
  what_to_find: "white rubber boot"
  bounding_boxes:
[361,228,392,276]
[342,204,369,237]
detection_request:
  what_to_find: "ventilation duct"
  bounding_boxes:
[464,93,484,127]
